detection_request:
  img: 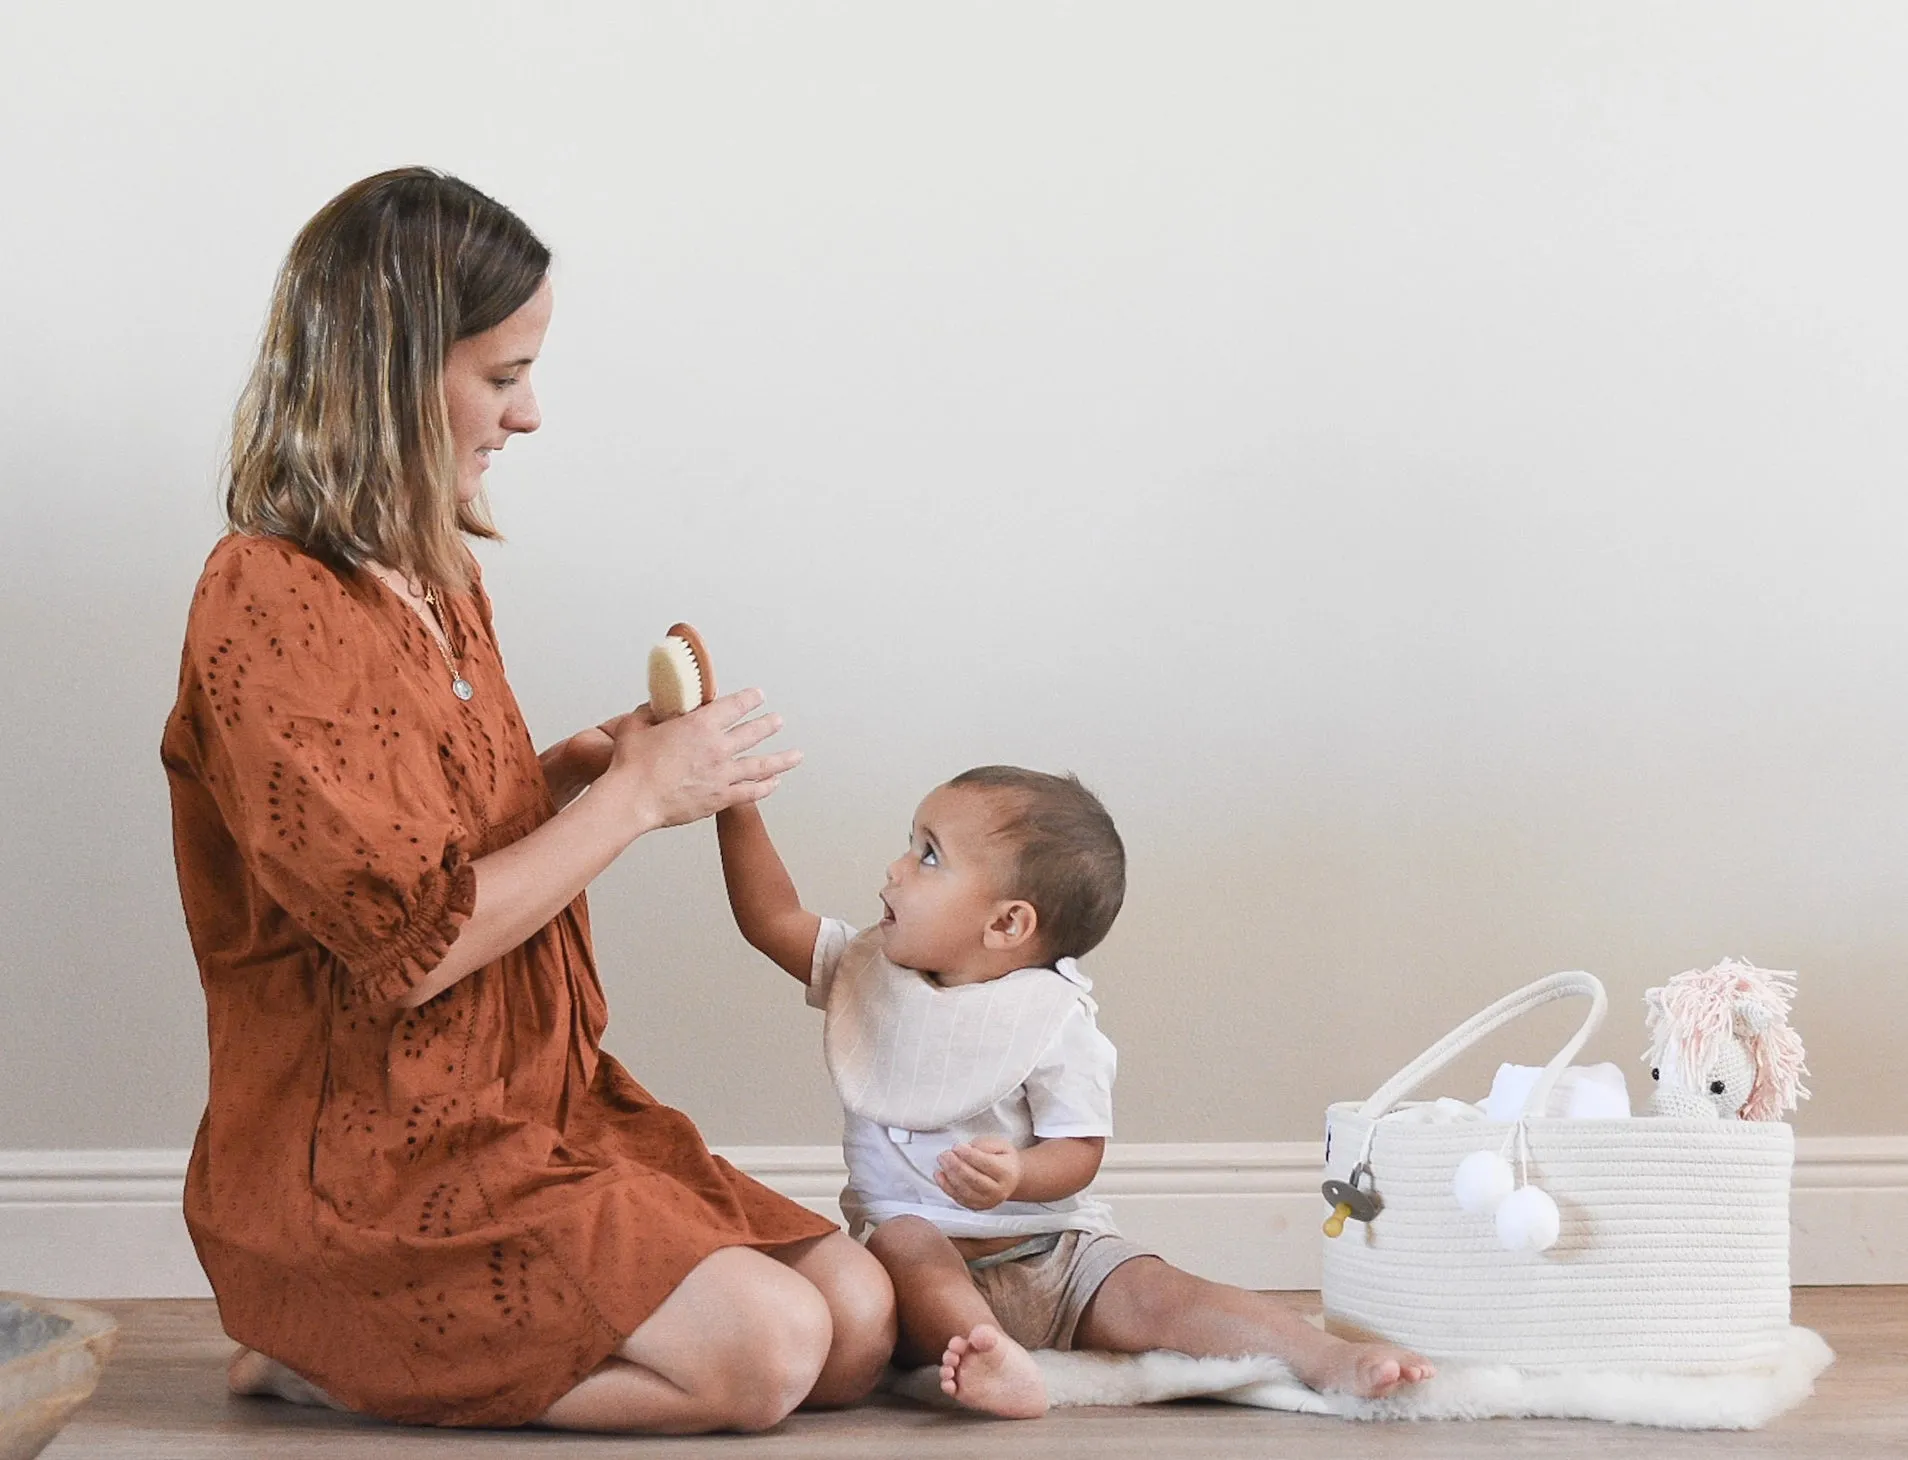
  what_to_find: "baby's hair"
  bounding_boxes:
[947,766,1125,961]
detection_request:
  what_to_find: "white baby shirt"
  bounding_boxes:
[807,917,1119,1240]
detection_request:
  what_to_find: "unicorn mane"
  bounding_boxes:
[1644,958,1810,1120]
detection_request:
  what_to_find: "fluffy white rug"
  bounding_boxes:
[890,1326,1833,1430]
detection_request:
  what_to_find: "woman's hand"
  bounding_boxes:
[600,689,801,834]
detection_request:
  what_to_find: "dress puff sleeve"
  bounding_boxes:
[172,536,477,1007]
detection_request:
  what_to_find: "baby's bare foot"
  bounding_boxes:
[1294,1338,1436,1399]
[939,1324,1048,1419]
[228,1347,348,1410]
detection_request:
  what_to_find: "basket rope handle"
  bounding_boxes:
[1354,971,1607,1121]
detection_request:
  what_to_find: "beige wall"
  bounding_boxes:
[4,2,1905,1151]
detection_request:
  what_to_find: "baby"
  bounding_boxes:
[717,765,1433,1418]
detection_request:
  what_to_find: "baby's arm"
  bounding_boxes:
[935,1136,1106,1210]
[716,803,822,982]
[937,1002,1116,1209]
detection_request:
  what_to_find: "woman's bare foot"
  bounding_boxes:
[938,1324,1048,1419]
[1292,1337,1435,1399]
[227,1347,349,1410]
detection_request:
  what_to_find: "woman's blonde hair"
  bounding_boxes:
[227,167,551,592]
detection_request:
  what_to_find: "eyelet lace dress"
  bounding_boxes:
[161,534,834,1427]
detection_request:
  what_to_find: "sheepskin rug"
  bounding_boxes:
[889,1325,1832,1429]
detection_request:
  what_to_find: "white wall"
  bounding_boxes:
[3,1,1906,1154]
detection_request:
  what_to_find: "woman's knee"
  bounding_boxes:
[617,1246,834,1432]
[801,1239,897,1406]
[832,1242,898,1351]
[724,1275,834,1430]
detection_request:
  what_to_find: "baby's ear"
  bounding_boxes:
[983,899,1040,954]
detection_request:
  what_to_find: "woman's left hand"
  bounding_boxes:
[541,714,636,808]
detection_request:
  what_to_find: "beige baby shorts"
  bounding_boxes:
[965,1230,1155,1351]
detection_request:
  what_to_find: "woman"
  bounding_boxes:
[161,168,895,1433]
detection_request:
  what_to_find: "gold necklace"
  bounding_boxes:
[420,584,475,702]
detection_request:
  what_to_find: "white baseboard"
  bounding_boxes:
[3,1138,1903,1300]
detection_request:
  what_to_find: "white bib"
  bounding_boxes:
[821,927,1093,1132]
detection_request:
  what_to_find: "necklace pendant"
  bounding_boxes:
[452,676,475,702]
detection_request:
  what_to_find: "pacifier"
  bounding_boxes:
[1321,1162,1382,1238]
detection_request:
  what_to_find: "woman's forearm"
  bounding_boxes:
[394,690,801,1008]
[395,768,654,1008]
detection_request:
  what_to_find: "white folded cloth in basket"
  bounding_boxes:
[1382,1097,1488,1125]
[1483,1061,1631,1120]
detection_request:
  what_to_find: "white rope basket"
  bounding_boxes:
[1321,972,1794,1370]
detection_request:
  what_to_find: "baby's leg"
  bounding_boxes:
[864,1216,1047,1419]
[1074,1257,1435,1399]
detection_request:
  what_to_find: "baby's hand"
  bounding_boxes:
[936,1138,1022,1211]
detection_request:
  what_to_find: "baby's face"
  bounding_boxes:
[879,784,1023,984]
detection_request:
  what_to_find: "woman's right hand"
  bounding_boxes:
[602,689,801,834]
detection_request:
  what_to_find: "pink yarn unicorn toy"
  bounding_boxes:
[1643,958,1810,1120]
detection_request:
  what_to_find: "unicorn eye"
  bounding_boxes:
[1650,1068,1659,1081]
[1709,1079,1726,1095]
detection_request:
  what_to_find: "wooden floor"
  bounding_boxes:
[42,1289,1907,1459]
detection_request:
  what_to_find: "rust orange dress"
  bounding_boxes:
[161,534,835,1427]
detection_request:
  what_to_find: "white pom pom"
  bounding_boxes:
[1494,1184,1561,1252]
[1453,1150,1516,1215]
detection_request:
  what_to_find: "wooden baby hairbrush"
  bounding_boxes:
[647,622,716,719]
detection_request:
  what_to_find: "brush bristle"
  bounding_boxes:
[647,635,704,719]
